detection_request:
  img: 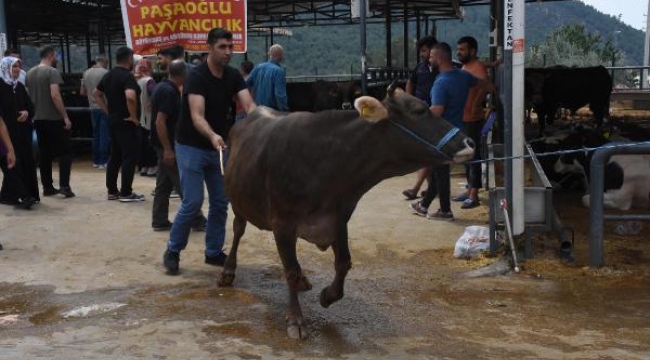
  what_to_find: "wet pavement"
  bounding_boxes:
[1,162,649,359]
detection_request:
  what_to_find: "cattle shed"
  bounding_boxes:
[0,0,582,260]
[1,0,565,72]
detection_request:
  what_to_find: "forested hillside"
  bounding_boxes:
[239,0,645,76]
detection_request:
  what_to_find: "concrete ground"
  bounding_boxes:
[1,161,649,359]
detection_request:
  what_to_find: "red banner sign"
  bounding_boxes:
[119,0,247,55]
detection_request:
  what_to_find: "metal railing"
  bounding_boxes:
[606,66,650,91]
[588,143,650,267]
[364,67,411,87]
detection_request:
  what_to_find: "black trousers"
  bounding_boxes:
[463,120,484,189]
[34,120,73,190]
[139,128,158,169]
[421,164,451,213]
[0,123,39,203]
[106,118,141,196]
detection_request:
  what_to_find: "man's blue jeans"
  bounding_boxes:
[90,109,110,165]
[167,142,228,257]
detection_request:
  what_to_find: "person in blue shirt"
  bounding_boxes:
[245,44,288,111]
[410,42,493,221]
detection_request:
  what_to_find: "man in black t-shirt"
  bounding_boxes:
[162,28,256,275]
[150,60,206,232]
[94,46,144,202]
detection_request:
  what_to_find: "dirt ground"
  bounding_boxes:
[1,161,649,360]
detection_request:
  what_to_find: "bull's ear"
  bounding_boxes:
[355,96,389,122]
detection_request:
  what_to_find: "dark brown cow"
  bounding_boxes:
[219,86,474,339]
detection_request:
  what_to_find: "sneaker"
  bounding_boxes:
[461,199,480,209]
[152,221,173,231]
[169,189,180,199]
[43,187,59,196]
[427,209,454,221]
[205,251,228,267]
[98,164,106,170]
[92,163,99,168]
[409,201,428,217]
[118,193,145,202]
[17,197,37,210]
[163,249,180,274]
[107,192,120,201]
[147,166,158,177]
[402,188,417,200]
[59,187,75,198]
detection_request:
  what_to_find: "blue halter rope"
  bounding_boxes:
[388,119,460,159]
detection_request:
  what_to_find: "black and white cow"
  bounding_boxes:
[553,129,650,210]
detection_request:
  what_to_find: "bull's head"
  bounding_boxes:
[354,89,474,163]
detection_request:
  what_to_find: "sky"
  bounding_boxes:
[580,0,648,31]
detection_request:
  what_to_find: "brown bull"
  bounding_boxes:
[219,86,474,339]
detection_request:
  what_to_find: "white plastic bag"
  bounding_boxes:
[454,226,490,259]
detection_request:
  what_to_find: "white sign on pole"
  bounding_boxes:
[0,33,7,56]
[351,0,369,19]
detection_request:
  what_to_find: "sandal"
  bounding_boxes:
[452,193,469,202]
[461,199,480,209]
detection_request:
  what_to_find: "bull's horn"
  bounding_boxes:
[355,96,388,122]
[387,79,400,96]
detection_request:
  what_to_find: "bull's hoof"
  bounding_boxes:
[218,272,235,287]
[287,324,309,340]
[320,287,332,308]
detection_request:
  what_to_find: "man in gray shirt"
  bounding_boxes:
[26,46,75,198]
[80,54,110,169]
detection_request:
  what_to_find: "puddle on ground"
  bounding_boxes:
[1,243,650,359]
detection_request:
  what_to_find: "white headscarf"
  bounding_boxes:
[0,56,22,90]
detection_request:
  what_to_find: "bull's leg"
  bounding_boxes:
[591,104,606,128]
[218,214,246,287]
[320,224,352,308]
[273,225,311,340]
[537,110,547,137]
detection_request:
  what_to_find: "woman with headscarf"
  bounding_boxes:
[0,56,39,209]
[134,57,158,177]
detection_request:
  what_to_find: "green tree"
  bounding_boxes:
[525,24,621,68]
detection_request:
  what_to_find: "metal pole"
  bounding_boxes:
[416,10,421,41]
[59,37,66,74]
[641,0,650,89]
[403,2,408,68]
[512,0,525,236]
[98,0,106,55]
[385,0,391,68]
[425,16,429,36]
[0,0,6,35]
[360,0,368,95]
[270,27,274,47]
[503,0,525,236]
[107,37,112,68]
[86,30,92,68]
[65,33,72,74]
